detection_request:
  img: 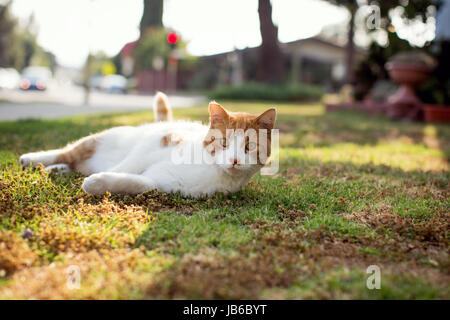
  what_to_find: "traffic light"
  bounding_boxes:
[167,32,179,49]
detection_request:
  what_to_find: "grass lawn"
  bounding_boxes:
[0,102,449,299]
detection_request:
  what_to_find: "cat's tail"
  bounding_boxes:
[153,91,172,121]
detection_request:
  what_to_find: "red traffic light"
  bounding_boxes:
[167,32,179,45]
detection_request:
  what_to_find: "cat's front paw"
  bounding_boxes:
[82,174,109,195]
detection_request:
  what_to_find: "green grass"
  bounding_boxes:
[0,102,448,299]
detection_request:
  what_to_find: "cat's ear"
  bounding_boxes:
[209,101,229,124]
[255,108,277,130]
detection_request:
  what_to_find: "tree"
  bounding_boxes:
[136,0,166,71]
[140,0,164,36]
[134,28,188,71]
[0,1,51,71]
[322,0,357,84]
[324,0,434,85]
[256,0,286,83]
[0,1,16,68]
[350,0,435,99]
[135,0,189,73]
[134,28,170,70]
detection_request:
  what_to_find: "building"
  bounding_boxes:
[120,41,138,77]
[190,36,364,91]
[119,35,364,92]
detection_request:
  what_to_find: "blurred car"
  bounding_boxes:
[89,74,104,90]
[20,66,52,91]
[0,68,20,90]
[100,74,127,94]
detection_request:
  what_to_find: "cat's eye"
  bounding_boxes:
[245,142,257,153]
[220,138,227,148]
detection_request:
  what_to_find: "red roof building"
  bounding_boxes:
[120,41,138,58]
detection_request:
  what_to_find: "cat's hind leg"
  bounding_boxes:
[20,149,63,168]
[20,135,98,172]
[82,172,155,195]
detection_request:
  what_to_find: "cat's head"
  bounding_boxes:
[203,102,276,175]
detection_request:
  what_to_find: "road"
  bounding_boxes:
[0,84,205,121]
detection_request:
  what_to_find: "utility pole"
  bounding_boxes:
[166,31,179,93]
[83,0,94,106]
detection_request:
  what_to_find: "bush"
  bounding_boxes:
[208,82,323,102]
[133,28,188,71]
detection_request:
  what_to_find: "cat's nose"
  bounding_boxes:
[230,158,238,166]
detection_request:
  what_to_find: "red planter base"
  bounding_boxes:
[387,86,422,120]
[423,105,450,123]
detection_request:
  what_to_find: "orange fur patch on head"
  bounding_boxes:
[204,102,277,164]
[209,102,228,125]
[161,133,183,147]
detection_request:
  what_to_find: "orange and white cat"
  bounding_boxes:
[19,92,276,198]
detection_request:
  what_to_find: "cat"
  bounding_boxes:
[19,92,277,198]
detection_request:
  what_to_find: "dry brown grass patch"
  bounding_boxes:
[344,206,449,244]
[0,231,38,276]
[33,197,153,254]
[0,248,171,299]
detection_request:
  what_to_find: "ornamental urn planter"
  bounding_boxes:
[385,61,432,121]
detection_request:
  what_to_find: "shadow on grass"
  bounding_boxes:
[130,156,448,257]
[279,110,450,160]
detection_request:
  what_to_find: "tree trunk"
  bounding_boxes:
[140,0,164,36]
[0,2,14,68]
[345,4,356,84]
[257,0,285,83]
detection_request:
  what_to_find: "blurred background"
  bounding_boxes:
[0,0,448,121]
